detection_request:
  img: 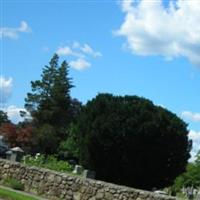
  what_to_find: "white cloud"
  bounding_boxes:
[18,21,30,32]
[56,43,102,58]
[70,58,91,70]
[2,105,27,124]
[0,21,31,39]
[189,130,200,162]
[56,46,73,56]
[56,46,84,57]
[181,111,200,122]
[116,0,200,66]
[81,44,102,57]
[0,77,13,103]
[56,42,102,70]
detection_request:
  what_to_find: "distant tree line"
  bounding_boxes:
[0,54,192,190]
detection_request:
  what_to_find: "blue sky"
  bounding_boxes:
[1,0,200,160]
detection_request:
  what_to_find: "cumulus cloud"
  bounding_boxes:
[70,58,91,70]
[56,46,84,58]
[116,0,200,65]
[0,77,13,103]
[56,42,102,70]
[181,111,200,122]
[189,130,200,162]
[81,44,102,57]
[0,21,31,39]
[2,105,27,124]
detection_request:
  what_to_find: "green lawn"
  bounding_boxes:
[0,187,39,200]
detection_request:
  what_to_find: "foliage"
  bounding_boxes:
[0,187,39,200]
[0,123,33,152]
[0,110,10,126]
[0,123,18,147]
[3,178,24,191]
[23,154,73,173]
[58,124,80,159]
[69,93,192,190]
[25,54,73,127]
[173,151,200,192]
[31,124,59,154]
[195,150,200,165]
[16,125,34,152]
[24,54,80,154]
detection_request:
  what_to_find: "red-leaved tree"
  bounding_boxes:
[0,123,33,152]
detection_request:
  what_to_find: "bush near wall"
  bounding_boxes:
[23,154,73,173]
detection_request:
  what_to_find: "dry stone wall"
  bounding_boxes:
[0,158,175,200]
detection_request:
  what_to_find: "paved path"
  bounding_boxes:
[0,185,48,200]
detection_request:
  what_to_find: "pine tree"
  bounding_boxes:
[24,54,75,154]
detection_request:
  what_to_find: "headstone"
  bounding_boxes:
[83,169,96,179]
[6,147,24,162]
[72,165,83,175]
[6,150,12,160]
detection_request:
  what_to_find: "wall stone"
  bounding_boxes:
[0,158,175,200]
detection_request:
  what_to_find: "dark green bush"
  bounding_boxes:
[69,93,191,190]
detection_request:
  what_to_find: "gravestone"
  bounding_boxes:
[83,169,96,179]
[6,147,24,162]
[72,165,83,175]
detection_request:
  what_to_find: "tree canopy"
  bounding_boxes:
[69,93,192,190]
[0,110,10,126]
[24,54,79,154]
[0,123,33,151]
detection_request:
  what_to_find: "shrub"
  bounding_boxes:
[69,93,192,189]
[23,154,73,173]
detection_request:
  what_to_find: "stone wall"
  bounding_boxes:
[0,158,175,200]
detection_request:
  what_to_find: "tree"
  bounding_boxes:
[173,151,200,191]
[0,123,18,147]
[0,110,10,126]
[195,150,200,165]
[0,122,33,151]
[24,54,77,154]
[69,93,192,190]
[16,124,34,152]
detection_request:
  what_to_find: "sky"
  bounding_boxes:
[0,0,200,161]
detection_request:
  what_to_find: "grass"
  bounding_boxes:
[0,187,39,200]
[3,178,24,191]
